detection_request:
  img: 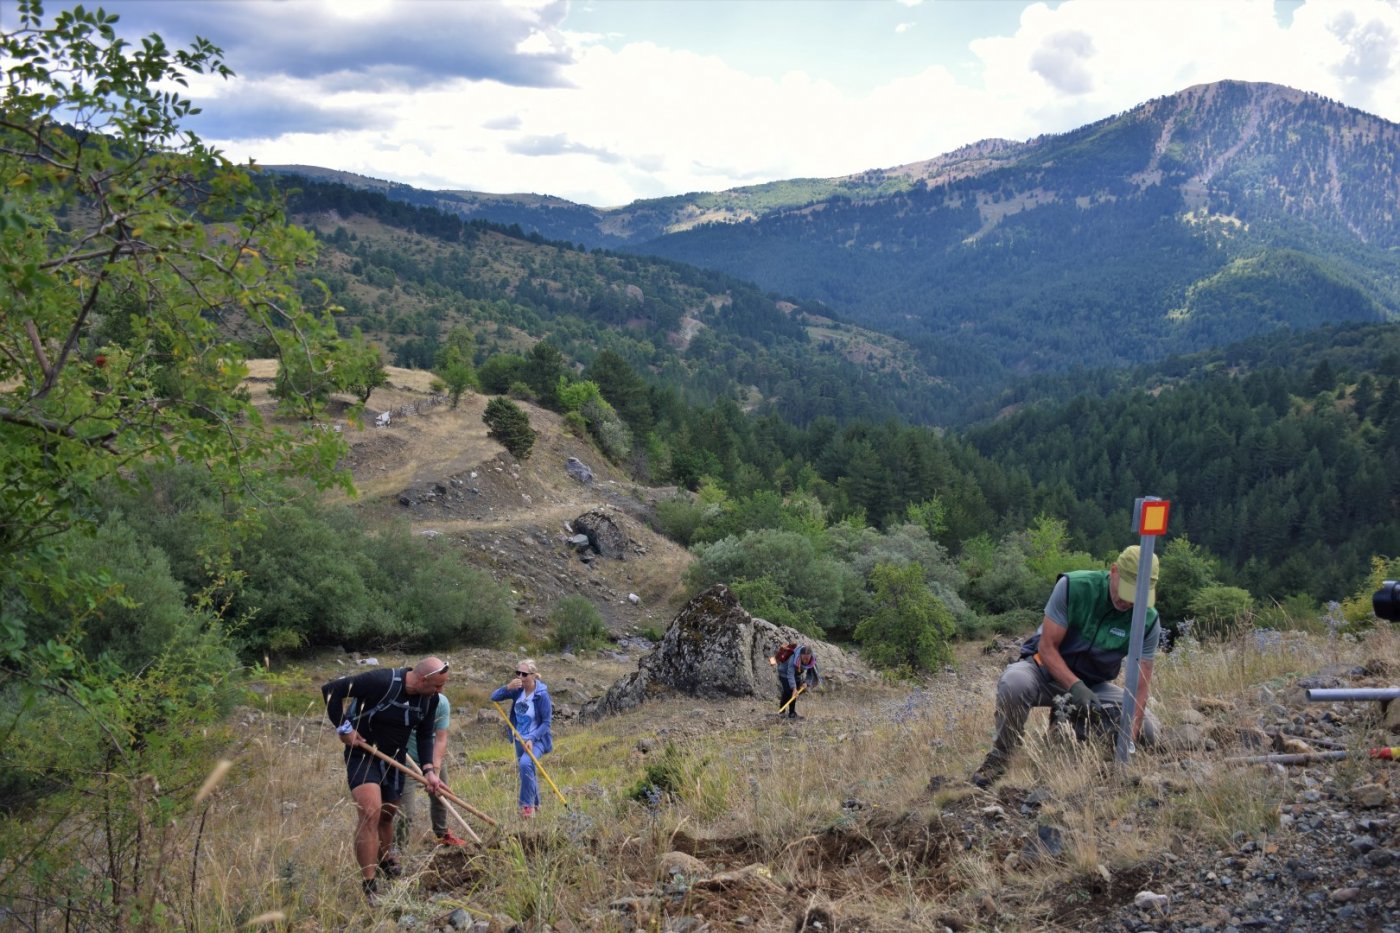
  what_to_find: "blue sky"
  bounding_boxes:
[23,0,1398,206]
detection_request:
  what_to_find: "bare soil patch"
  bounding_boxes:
[247,363,693,633]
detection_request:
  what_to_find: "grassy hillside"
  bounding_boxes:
[280,177,951,425]
[16,621,1392,929]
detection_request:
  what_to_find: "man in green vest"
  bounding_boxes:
[971,546,1161,788]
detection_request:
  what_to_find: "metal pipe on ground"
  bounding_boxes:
[1227,746,1398,765]
[1304,688,1400,702]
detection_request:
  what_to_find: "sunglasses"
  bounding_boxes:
[515,670,533,677]
[426,660,450,677]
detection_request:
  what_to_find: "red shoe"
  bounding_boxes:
[519,805,535,819]
[436,830,468,847]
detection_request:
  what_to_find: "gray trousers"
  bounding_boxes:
[395,768,448,842]
[985,659,1159,768]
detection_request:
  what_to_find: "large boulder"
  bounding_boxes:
[565,456,595,485]
[571,508,629,559]
[580,584,867,720]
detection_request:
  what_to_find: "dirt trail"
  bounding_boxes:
[246,363,693,632]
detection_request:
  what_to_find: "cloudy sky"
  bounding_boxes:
[48,0,1400,207]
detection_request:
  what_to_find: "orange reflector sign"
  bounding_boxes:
[1138,500,1170,536]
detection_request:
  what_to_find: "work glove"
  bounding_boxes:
[1066,680,1100,714]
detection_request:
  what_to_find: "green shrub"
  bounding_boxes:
[957,607,1041,641]
[1253,594,1324,633]
[1188,585,1256,640]
[580,396,632,463]
[855,562,956,673]
[478,353,527,393]
[549,595,609,651]
[655,495,706,546]
[361,524,519,648]
[562,410,589,438]
[729,577,807,631]
[686,529,851,635]
[627,742,699,803]
[17,517,239,678]
[484,396,537,459]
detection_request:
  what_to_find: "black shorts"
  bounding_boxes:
[345,749,406,802]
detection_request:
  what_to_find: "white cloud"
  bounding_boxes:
[1028,30,1097,95]
[84,0,1400,206]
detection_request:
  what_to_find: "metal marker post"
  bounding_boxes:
[1116,496,1170,763]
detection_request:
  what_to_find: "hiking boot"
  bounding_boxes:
[519,805,536,819]
[969,756,1006,789]
[377,856,402,879]
[788,712,803,720]
[436,830,468,847]
[362,877,380,904]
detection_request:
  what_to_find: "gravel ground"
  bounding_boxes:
[1100,670,1398,933]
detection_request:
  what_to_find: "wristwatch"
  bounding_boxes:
[337,721,353,735]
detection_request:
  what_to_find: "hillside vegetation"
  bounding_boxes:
[279,178,949,425]
[302,81,1400,419]
[5,6,1400,930]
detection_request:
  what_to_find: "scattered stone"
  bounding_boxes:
[659,851,709,879]
[664,918,706,933]
[795,904,835,931]
[1163,722,1209,750]
[1020,824,1065,863]
[691,863,781,893]
[565,456,594,485]
[610,896,658,914]
[1350,783,1388,808]
[1134,891,1169,912]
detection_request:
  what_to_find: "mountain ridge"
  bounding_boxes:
[271,79,1400,422]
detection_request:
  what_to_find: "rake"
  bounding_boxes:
[402,755,483,845]
[777,683,807,716]
[492,702,569,807]
[357,741,498,831]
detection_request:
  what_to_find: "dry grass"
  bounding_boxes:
[5,625,1393,930]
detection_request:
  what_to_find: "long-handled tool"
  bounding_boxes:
[403,756,483,845]
[492,702,568,806]
[777,683,807,716]
[1226,746,1399,765]
[357,741,497,827]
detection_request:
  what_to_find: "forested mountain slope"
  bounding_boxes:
[279,179,950,425]
[640,82,1400,405]
[274,81,1400,423]
[961,321,1400,599]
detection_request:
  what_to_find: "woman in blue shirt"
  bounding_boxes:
[490,659,553,818]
